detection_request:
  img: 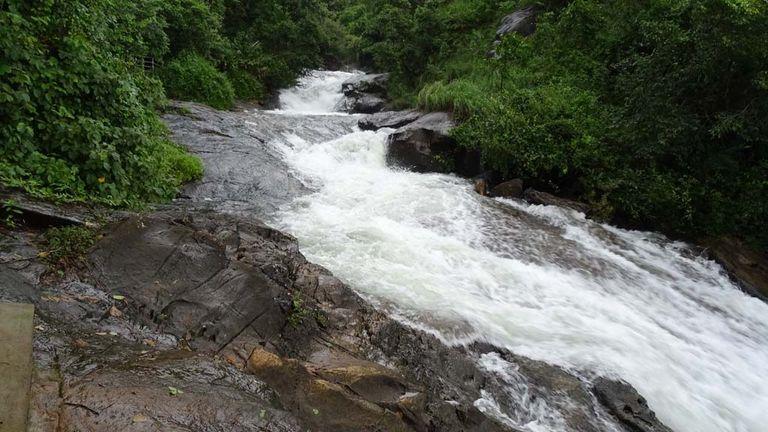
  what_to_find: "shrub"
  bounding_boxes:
[42,226,96,269]
[161,53,235,109]
[0,0,202,207]
[227,69,266,101]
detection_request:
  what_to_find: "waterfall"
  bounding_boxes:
[248,70,768,432]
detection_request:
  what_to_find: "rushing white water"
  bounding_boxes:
[262,71,768,432]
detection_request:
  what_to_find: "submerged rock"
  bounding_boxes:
[386,112,482,176]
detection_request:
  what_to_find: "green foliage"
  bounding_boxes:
[1,0,202,207]
[227,69,266,101]
[42,226,96,269]
[161,53,235,109]
[1,199,22,229]
[341,0,768,247]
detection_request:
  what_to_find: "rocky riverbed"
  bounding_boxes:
[0,97,677,432]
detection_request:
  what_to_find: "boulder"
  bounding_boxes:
[342,73,389,97]
[524,188,591,214]
[497,6,539,38]
[338,73,390,114]
[358,110,422,131]
[489,6,540,58]
[163,101,310,216]
[704,236,768,301]
[339,93,387,114]
[474,178,489,196]
[386,112,482,176]
[592,378,673,432]
[491,179,524,199]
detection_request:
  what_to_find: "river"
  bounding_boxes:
[246,70,768,432]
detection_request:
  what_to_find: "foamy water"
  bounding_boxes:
[258,71,768,432]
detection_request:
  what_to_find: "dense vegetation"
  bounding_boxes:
[1,0,345,206]
[3,0,766,248]
[339,0,768,248]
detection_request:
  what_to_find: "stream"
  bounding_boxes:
[246,71,768,432]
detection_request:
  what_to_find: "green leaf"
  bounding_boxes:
[168,386,184,396]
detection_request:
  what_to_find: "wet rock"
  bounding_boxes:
[474,178,489,196]
[488,6,540,58]
[339,93,387,114]
[358,110,422,131]
[1,205,675,432]
[338,73,390,114]
[593,377,673,432]
[0,190,94,227]
[386,112,482,176]
[342,73,389,97]
[163,101,309,216]
[89,211,291,352]
[247,348,418,432]
[704,236,768,301]
[524,188,591,214]
[497,6,540,38]
[60,352,300,432]
[491,179,524,199]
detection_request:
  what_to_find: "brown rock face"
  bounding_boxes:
[704,236,768,301]
[491,179,524,199]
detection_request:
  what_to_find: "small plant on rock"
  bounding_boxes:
[41,226,97,271]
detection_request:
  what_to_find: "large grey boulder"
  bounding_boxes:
[358,110,422,131]
[342,73,389,97]
[338,93,387,114]
[489,6,540,58]
[497,6,540,38]
[338,73,390,114]
[385,112,482,176]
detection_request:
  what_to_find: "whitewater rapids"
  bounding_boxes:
[249,71,768,432]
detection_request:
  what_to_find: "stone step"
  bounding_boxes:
[0,303,35,432]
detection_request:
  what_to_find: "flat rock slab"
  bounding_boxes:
[0,303,34,432]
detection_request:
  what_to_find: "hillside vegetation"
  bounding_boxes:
[2,0,766,249]
[339,0,768,248]
[1,0,346,206]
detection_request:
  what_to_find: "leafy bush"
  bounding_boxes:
[42,226,96,269]
[1,0,202,206]
[227,69,266,101]
[161,53,235,109]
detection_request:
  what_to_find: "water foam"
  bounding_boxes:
[262,71,768,432]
